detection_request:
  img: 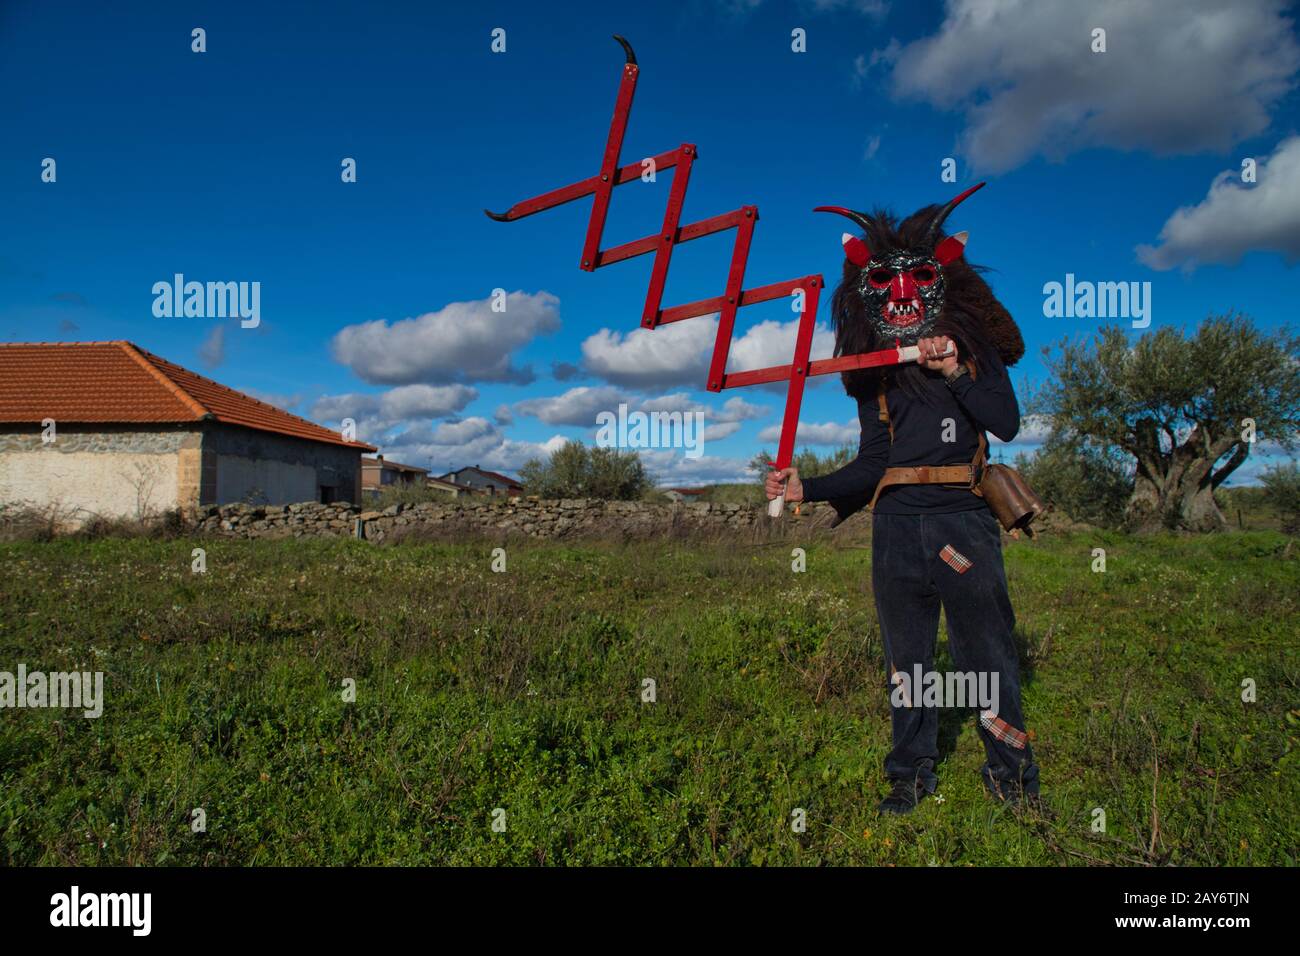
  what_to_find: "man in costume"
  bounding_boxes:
[765,184,1041,814]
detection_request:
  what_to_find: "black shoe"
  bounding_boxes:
[877,777,930,815]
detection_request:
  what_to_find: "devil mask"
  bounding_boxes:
[814,182,1024,400]
[815,182,986,345]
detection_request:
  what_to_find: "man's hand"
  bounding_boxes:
[766,466,804,503]
[916,335,958,375]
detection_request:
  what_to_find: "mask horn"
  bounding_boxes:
[924,182,985,247]
[934,231,969,266]
[814,206,875,265]
[813,205,875,234]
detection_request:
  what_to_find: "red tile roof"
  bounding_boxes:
[0,341,375,450]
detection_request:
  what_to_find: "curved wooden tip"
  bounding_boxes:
[613,35,637,65]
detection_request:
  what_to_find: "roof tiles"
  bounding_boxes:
[0,341,375,450]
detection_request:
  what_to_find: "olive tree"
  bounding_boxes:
[518,440,650,500]
[1032,314,1300,531]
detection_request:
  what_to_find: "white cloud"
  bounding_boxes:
[638,392,771,423]
[513,386,774,437]
[729,318,837,376]
[380,384,479,420]
[875,0,1300,174]
[638,449,757,486]
[580,318,718,390]
[310,384,477,442]
[312,384,477,424]
[702,421,743,442]
[1137,136,1300,270]
[715,395,770,422]
[329,290,560,385]
[381,416,568,475]
[311,393,378,422]
[514,386,631,426]
[758,418,860,445]
[581,314,835,391]
[426,417,497,445]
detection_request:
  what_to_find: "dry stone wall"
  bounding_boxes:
[191,497,865,543]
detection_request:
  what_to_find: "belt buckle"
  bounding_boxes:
[940,465,975,490]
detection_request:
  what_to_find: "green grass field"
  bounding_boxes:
[0,529,1296,866]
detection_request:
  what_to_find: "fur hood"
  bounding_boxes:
[829,202,1023,400]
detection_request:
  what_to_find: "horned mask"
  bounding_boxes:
[815,183,984,346]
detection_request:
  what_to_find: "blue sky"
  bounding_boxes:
[3,0,1298,484]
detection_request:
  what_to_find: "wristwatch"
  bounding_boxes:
[944,365,969,387]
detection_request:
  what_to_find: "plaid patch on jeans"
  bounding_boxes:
[980,710,1028,750]
[939,544,973,574]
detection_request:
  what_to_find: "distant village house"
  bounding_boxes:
[361,456,428,496]
[437,465,523,497]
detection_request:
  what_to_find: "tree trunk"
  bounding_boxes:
[1123,418,1166,531]
[1175,477,1226,532]
[1125,424,1239,532]
[1125,468,1164,531]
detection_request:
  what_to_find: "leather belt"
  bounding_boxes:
[868,365,988,513]
[883,464,973,485]
[868,463,979,511]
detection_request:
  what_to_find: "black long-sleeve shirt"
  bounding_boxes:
[800,351,1020,516]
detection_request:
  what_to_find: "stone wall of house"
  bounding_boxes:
[0,425,193,523]
[191,497,868,542]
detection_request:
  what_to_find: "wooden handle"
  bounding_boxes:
[767,493,785,518]
[899,341,956,364]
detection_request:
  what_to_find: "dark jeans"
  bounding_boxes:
[871,508,1039,797]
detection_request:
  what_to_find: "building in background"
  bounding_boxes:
[425,475,481,498]
[437,465,524,497]
[0,341,375,524]
[361,456,429,498]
